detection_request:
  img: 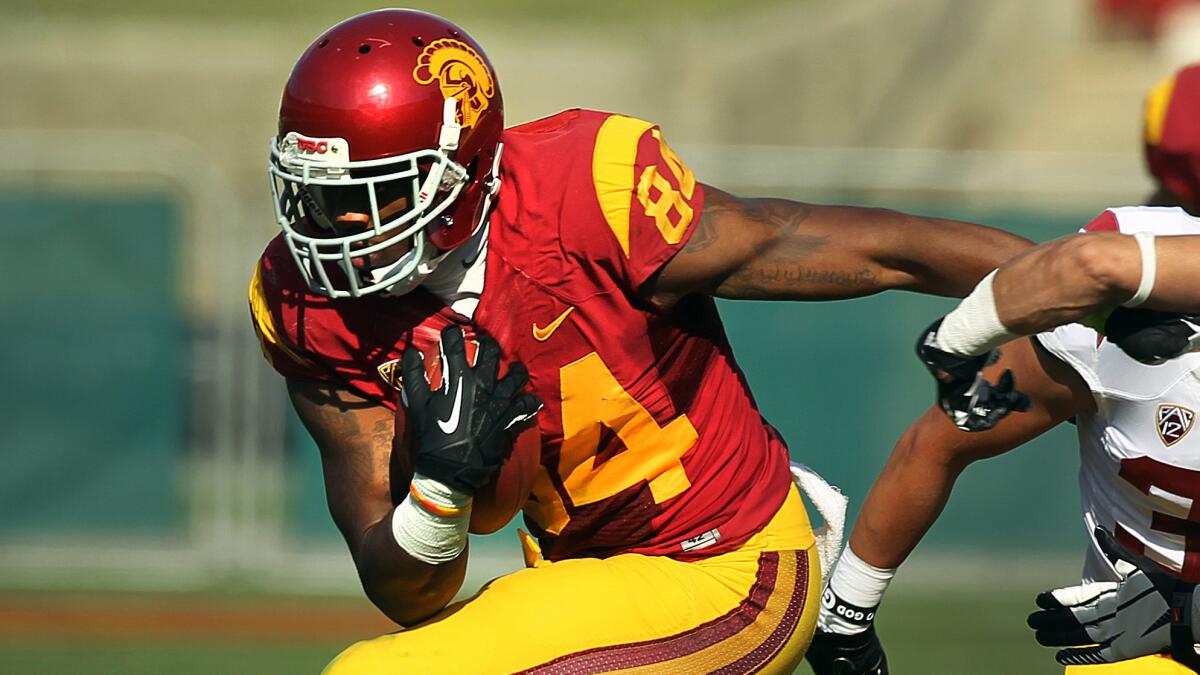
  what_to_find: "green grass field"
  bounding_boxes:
[0,637,343,675]
[0,586,1062,674]
[872,590,1061,675]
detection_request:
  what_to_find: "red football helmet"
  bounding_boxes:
[269,9,504,297]
[1144,62,1200,212]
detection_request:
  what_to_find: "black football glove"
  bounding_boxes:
[1104,307,1200,366]
[1028,527,1200,671]
[805,626,890,675]
[402,325,541,496]
[916,319,1030,432]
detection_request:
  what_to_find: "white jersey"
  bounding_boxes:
[1036,206,1200,583]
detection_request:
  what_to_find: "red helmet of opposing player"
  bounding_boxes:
[269,9,504,297]
[1144,62,1200,213]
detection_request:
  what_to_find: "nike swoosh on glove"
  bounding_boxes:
[402,325,542,495]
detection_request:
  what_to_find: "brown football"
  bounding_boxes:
[468,420,541,534]
[390,325,542,535]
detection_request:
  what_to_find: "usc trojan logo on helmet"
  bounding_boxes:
[413,39,495,129]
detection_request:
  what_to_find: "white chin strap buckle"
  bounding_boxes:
[416,98,469,204]
[439,98,462,152]
[438,99,467,191]
[485,143,503,196]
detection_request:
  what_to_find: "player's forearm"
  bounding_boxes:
[868,211,1033,298]
[1150,235,1200,312]
[938,232,1200,360]
[820,412,971,637]
[991,233,1144,335]
[995,234,1200,328]
[354,512,468,626]
[848,416,969,568]
[705,200,887,301]
[284,380,471,626]
[649,188,1031,304]
[714,206,1032,301]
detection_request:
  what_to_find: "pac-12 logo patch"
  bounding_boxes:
[1156,404,1195,447]
[412,39,495,128]
[377,358,403,391]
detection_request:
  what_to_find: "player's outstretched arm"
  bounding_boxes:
[992,232,1200,334]
[287,379,468,626]
[808,338,1091,673]
[645,185,1032,306]
[921,232,1200,421]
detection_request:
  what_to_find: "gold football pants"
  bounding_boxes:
[324,485,820,674]
[1065,654,1194,673]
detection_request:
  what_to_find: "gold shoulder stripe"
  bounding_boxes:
[1145,74,1177,146]
[593,115,655,257]
[248,261,315,369]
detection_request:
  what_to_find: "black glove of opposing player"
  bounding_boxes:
[916,319,1030,432]
[1104,307,1200,366]
[402,325,541,496]
[805,626,890,675]
[1028,527,1200,671]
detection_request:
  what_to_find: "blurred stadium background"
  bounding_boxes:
[3,0,1199,672]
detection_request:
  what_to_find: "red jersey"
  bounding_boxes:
[250,109,794,561]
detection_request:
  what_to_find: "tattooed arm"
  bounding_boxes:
[287,378,467,626]
[646,185,1033,307]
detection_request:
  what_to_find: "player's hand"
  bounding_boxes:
[1027,527,1200,670]
[1104,307,1200,365]
[402,325,541,495]
[805,626,890,675]
[916,319,1030,432]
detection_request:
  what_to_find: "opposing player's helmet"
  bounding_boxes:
[1144,62,1200,212]
[269,9,504,297]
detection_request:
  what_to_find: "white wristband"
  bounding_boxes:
[1123,232,1157,307]
[391,474,472,565]
[819,546,897,635]
[935,270,1019,356]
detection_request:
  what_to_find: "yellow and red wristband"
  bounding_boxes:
[409,481,471,519]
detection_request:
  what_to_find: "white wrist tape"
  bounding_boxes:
[935,270,1019,356]
[1123,232,1157,307]
[391,474,472,565]
[819,546,897,635]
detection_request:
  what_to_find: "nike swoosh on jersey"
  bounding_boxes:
[533,306,575,342]
[437,375,464,434]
